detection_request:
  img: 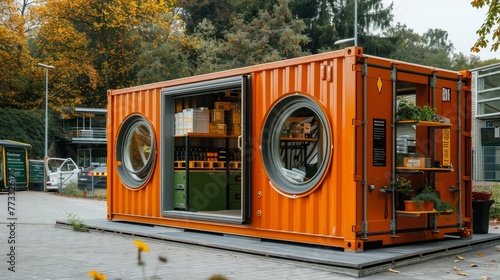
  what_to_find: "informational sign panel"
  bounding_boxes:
[373,119,386,166]
[5,147,28,187]
[442,129,451,167]
[29,160,45,184]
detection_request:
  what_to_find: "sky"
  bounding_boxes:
[382,0,498,61]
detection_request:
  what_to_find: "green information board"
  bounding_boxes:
[5,147,28,187]
[29,160,45,184]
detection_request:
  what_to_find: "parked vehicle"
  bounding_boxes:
[78,166,107,190]
[45,158,81,191]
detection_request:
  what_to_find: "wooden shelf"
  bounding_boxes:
[396,167,452,172]
[174,133,226,138]
[396,210,454,217]
[280,137,317,142]
[396,120,452,128]
[397,210,437,217]
[174,133,233,139]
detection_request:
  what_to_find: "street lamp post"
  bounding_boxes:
[334,0,358,47]
[37,63,55,192]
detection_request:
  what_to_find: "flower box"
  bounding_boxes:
[472,191,492,201]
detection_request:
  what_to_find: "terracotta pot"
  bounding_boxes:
[404,200,434,211]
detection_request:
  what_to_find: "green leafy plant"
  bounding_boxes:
[413,191,440,204]
[394,175,413,196]
[412,182,455,213]
[435,199,455,213]
[396,98,421,121]
[67,213,89,232]
[419,104,438,122]
[395,98,438,122]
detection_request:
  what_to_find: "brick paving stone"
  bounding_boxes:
[0,191,500,279]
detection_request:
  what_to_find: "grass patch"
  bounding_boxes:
[491,186,500,219]
[57,181,107,200]
[61,181,84,197]
[82,188,107,199]
[67,213,89,232]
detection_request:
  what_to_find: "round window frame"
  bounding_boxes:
[261,93,332,196]
[116,114,156,189]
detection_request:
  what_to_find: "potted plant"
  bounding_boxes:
[395,98,421,121]
[394,175,413,210]
[419,104,438,122]
[404,182,439,211]
[395,98,438,122]
[409,192,439,211]
[472,185,492,201]
[434,199,455,214]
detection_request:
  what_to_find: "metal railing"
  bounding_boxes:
[67,128,107,139]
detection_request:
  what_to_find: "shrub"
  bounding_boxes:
[61,182,84,197]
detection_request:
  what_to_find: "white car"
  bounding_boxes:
[45,158,81,191]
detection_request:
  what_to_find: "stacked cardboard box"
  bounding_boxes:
[174,107,210,135]
[226,110,241,136]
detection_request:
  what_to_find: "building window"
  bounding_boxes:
[261,93,332,196]
[477,66,500,118]
[116,114,155,189]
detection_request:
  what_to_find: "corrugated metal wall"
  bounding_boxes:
[250,51,359,239]
[107,86,163,219]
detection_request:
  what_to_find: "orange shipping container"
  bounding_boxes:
[107,47,472,251]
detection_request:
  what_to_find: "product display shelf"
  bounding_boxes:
[393,117,455,230]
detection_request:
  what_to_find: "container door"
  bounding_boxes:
[161,75,249,224]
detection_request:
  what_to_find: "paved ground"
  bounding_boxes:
[1,191,500,279]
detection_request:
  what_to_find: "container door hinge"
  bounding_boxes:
[430,75,437,88]
[390,220,397,232]
[352,119,362,126]
[391,69,397,81]
[361,221,368,234]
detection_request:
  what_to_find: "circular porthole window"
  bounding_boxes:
[261,93,332,195]
[116,114,155,189]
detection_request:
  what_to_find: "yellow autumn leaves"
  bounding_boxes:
[388,253,497,278]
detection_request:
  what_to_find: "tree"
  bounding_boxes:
[471,0,500,53]
[0,0,36,109]
[32,0,179,108]
[384,23,454,69]
[0,108,65,158]
[451,53,482,71]
[189,0,310,74]
[133,12,193,84]
[290,0,393,54]
[176,0,240,39]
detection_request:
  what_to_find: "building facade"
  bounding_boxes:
[472,63,500,182]
[56,107,107,167]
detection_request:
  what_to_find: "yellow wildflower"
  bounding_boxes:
[133,240,150,252]
[88,270,107,280]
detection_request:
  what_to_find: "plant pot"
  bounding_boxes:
[404,200,434,211]
[397,194,411,210]
[472,191,492,201]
